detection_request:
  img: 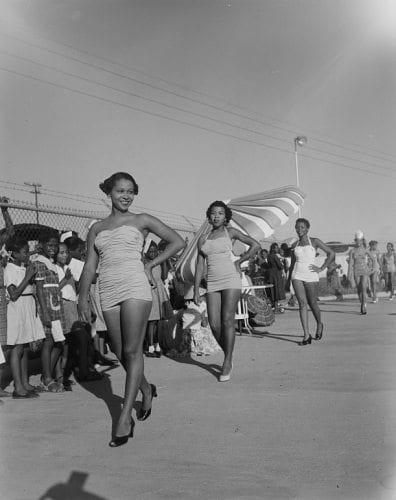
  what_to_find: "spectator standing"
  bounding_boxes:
[267,243,286,313]
[368,240,382,303]
[0,197,15,399]
[382,242,396,301]
[4,237,45,398]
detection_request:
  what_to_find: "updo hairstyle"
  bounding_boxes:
[99,172,139,195]
[206,201,232,224]
[295,217,310,229]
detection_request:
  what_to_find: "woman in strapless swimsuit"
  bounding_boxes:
[78,172,185,447]
[193,201,260,382]
[347,231,373,314]
[288,218,334,346]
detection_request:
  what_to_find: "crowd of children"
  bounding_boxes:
[0,207,118,403]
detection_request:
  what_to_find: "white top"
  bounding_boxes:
[56,264,77,302]
[68,258,84,281]
[4,262,34,294]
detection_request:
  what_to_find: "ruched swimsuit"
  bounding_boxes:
[292,237,319,283]
[350,247,371,278]
[200,228,241,293]
[94,225,152,311]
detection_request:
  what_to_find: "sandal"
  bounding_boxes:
[39,378,64,393]
[29,385,46,393]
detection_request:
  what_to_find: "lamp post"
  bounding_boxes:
[294,136,307,216]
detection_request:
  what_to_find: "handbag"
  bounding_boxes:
[246,293,275,327]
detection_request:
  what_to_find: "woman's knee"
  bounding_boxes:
[122,343,143,362]
[208,321,221,337]
[222,315,235,331]
[296,297,308,309]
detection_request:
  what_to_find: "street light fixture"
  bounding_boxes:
[294,136,307,216]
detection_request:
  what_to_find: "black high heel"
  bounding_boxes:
[137,384,157,421]
[315,323,324,340]
[298,335,312,346]
[109,420,134,447]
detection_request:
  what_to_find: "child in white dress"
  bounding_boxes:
[4,237,45,398]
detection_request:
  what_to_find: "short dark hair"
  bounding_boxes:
[6,236,29,253]
[65,235,85,252]
[38,230,59,245]
[295,217,310,229]
[206,201,232,223]
[99,172,139,195]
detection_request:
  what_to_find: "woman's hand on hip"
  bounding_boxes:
[144,263,157,289]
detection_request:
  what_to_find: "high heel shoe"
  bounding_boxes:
[219,363,233,382]
[298,335,312,346]
[315,323,324,341]
[109,420,135,447]
[360,303,367,315]
[137,384,157,421]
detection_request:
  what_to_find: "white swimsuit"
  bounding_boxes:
[292,237,319,283]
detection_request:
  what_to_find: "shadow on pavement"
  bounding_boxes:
[37,471,109,500]
[164,354,222,380]
[319,309,361,315]
[257,331,301,344]
[77,371,126,435]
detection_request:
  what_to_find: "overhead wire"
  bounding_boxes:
[1,64,396,181]
[3,48,396,176]
[2,26,396,167]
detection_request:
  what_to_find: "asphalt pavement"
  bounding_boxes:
[1,296,396,500]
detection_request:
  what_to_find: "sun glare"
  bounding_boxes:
[366,0,396,45]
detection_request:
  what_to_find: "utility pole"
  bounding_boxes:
[24,182,42,224]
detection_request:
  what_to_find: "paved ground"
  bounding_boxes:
[1,297,396,500]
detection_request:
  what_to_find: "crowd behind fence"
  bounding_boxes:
[0,201,198,243]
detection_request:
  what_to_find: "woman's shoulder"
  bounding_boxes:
[310,236,323,247]
[197,232,209,248]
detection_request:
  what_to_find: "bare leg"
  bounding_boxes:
[146,321,156,352]
[219,289,241,374]
[206,291,222,345]
[51,342,64,383]
[304,281,323,337]
[10,344,26,395]
[21,345,35,391]
[103,299,151,437]
[41,336,54,384]
[292,280,310,340]
[355,275,368,311]
[370,273,377,302]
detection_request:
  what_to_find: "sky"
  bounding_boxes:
[1,0,396,248]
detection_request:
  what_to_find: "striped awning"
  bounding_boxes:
[176,185,305,284]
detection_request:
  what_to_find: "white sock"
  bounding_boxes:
[148,346,154,353]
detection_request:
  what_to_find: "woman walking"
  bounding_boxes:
[78,172,185,447]
[193,201,260,381]
[382,242,396,301]
[368,240,382,303]
[288,218,334,345]
[348,231,373,314]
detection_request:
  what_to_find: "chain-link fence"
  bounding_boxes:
[0,200,198,244]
